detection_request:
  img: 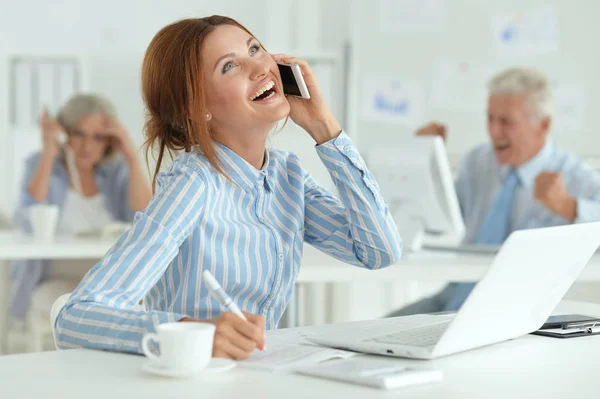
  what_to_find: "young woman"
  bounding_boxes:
[11,94,151,337]
[55,16,402,360]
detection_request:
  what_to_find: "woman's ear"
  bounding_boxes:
[185,106,212,122]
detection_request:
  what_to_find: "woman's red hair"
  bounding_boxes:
[141,16,257,191]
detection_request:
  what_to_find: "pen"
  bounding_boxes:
[202,270,248,321]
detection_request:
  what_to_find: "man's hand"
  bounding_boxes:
[415,122,447,142]
[534,171,577,221]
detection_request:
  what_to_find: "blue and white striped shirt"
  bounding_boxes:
[55,132,402,353]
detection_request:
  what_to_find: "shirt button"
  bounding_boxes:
[278,254,284,260]
[343,145,352,152]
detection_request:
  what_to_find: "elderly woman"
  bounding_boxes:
[10,94,151,346]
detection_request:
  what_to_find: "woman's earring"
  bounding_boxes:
[205,113,211,120]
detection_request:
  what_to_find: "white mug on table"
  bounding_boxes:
[28,204,59,241]
[141,322,216,374]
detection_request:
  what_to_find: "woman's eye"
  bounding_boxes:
[222,61,235,73]
[249,45,260,56]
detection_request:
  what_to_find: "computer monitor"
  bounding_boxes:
[366,136,465,251]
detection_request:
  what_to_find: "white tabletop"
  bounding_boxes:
[0,230,115,260]
[296,245,600,282]
[0,300,598,398]
[3,229,600,282]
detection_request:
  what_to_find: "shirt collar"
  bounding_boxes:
[213,141,272,192]
[499,140,555,188]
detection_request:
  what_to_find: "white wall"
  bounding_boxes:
[348,0,600,166]
[5,0,594,326]
[0,1,257,213]
[0,0,351,216]
[337,0,600,320]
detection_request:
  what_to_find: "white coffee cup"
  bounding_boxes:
[28,204,59,241]
[141,322,216,374]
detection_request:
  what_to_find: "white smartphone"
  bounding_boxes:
[277,62,310,99]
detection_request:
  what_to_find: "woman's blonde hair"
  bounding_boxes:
[56,93,119,162]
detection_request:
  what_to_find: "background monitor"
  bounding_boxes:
[366,136,465,251]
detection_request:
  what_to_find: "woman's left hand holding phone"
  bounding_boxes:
[271,53,341,145]
[40,109,66,159]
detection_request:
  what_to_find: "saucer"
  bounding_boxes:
[142,358,236,378]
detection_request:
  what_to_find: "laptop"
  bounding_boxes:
[424,243,501,255]
[309,222,600,360]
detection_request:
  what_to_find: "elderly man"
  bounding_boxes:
[390,67,600,316]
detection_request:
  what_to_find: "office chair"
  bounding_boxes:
[50,293,71,350]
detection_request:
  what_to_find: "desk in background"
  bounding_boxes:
[0,230,116,353]
[3,229,600,352]
[0,300,597,398]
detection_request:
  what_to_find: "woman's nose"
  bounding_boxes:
[249,60,269,80]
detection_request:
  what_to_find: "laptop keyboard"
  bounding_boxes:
[366,321,451,347]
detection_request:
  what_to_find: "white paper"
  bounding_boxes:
[239,343,354,372]
[431,61,494,112]
[361,78,425,127]
[552,83,586,131]
[380,0,445,33]
[241,344,355,372]
[491,7,560,57]
[238,327,355,372]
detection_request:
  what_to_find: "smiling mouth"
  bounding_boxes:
[253,89,275,101]
[250,81,276,101]
[494,143,511,151]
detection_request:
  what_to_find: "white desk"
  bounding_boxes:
[3,229,600,352]
[0,230,116,353]
[0,300,598,398]
[0,230,116,259]
[3,229,600,289]
[296,245,600,283]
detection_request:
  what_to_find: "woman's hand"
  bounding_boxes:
[40,109,65,159]
[181,311,266,360]
[271,54,341,145]
[101,118,138,162]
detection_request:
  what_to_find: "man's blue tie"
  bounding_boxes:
[442,169,520,311]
